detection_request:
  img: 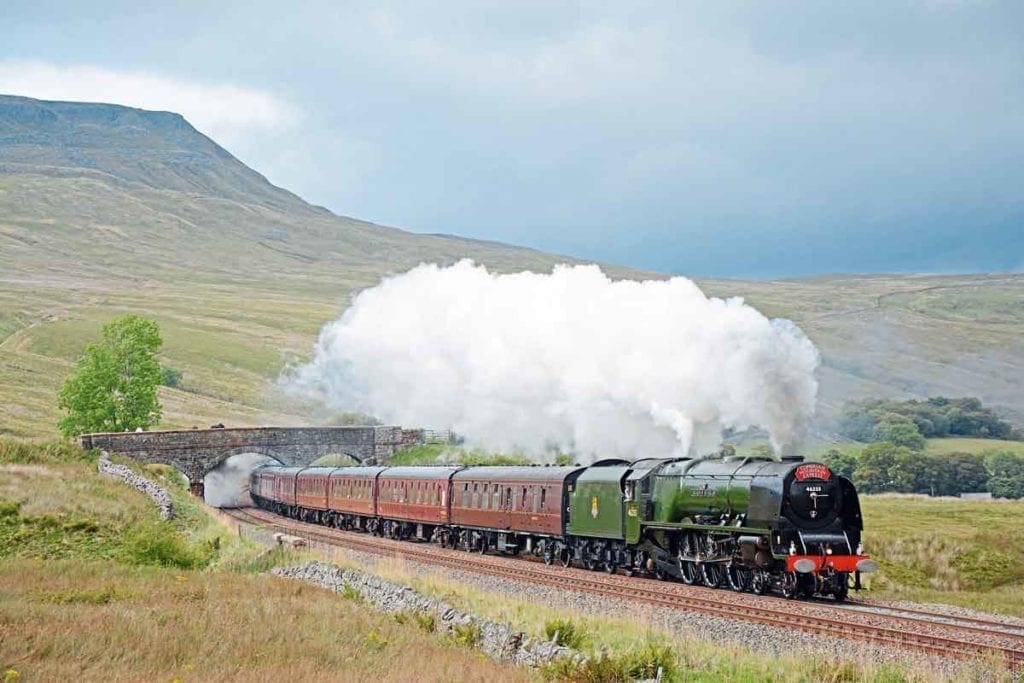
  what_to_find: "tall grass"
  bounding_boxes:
[0,438,96,464]
[862,494,1024,614]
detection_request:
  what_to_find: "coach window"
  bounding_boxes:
[473,483,479,508]
[532,487,540,513]
[462,483,469,507]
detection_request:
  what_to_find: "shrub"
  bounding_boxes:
[620,642,676,681]
[339,584,362,601]
[541,642,677,682]
[452,622,481,647]
[544,618,588,649]
[362,629,388,652]
[414,611,436,633]
[119,520,207,569]
[160,365,183,388]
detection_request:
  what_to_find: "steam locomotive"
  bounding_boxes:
[251,453,875,600]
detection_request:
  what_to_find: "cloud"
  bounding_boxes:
[0,60,299,150]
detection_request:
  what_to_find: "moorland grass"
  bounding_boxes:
[860,494,1024,615]
[0,559,524,683]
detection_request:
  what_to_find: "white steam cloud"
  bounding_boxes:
[287,261,819,460]
[203,453,276,508]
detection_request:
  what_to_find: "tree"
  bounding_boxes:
[836,396,1018,442]
[890,448,930,492]
[984,450,1024,499]
[871,414,926,451]
[58,315,164,437]
[819,448,858,481]
[947,452,988,494]
[853,442,899,493]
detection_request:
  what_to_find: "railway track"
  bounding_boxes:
[227,507,1024,672]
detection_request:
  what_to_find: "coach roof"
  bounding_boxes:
[378,466,463,480]
[452,466,583,482]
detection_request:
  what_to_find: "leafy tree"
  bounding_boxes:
[871,415,926,451]
[852,442,908,493]
[890,448,931,492]
[837,396,1017,442]
[819,448,857,481]
[947,452,988,494]
[58,315,164,437]
[837,406,877,442]
[984,450,1024,499]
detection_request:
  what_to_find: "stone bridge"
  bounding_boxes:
[80,426,422,497]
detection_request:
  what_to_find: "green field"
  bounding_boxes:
[861,494,1024,616]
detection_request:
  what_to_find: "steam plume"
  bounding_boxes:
[287,261,819,460]
[203,452,276,507]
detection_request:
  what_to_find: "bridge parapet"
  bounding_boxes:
[80,426,413,497]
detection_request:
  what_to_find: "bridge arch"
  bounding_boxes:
[80,426,415,499]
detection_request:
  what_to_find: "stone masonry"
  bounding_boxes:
[80,426,411,496]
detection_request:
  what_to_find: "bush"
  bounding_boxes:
[620,642,677,681]
[362,629,388,652]
[543,642,677,682]
[413,611,436,633]
[160,365,182,388]
[119,519,207,569]
[452,622,481,647]
[339,584,362,601]
[544,618,588,649]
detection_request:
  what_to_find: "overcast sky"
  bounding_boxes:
[3,1,1022,278]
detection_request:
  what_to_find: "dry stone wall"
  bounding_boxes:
[271,561,583,668]
[97,451,173,519]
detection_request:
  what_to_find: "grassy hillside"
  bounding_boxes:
[862,494,1024,616]
[0,442,528,682]
[1,95,1022,438]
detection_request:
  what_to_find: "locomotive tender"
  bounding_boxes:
[251,453,875,600]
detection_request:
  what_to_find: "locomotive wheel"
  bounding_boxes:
[751,570,770,595]
[543,551,554,566]
[701,562,725,588]
[583,555,597,571]
[726,563,750,592]
[781,572,799,599]
[560,549,572,568]
[678,560,699,585]
[603,561,616,574]
[833,574,850,602]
